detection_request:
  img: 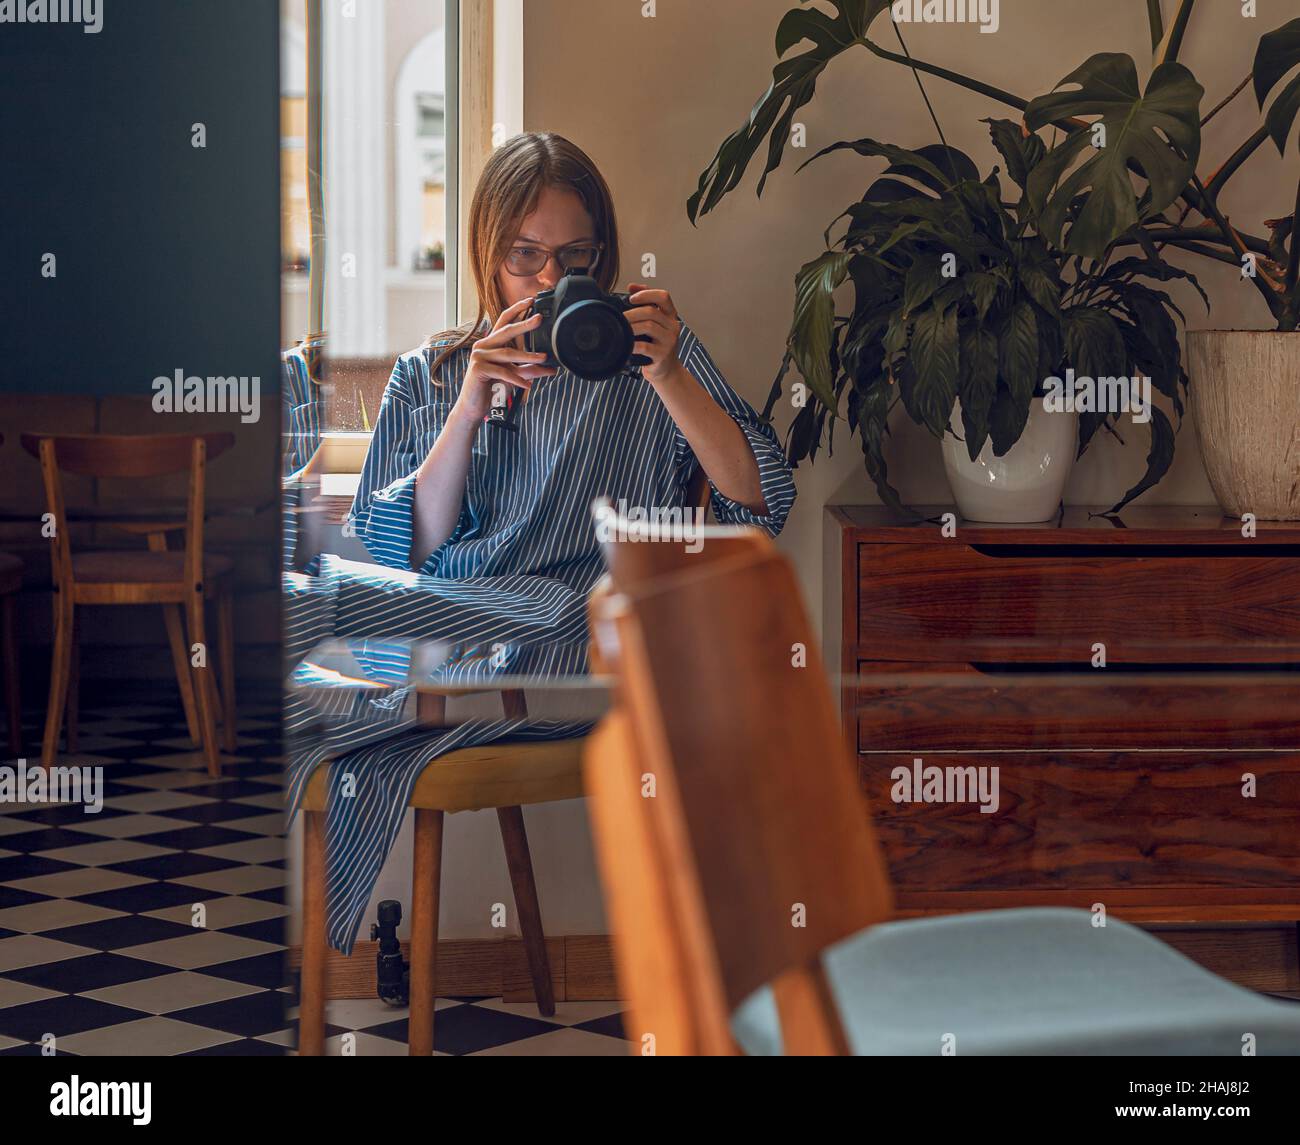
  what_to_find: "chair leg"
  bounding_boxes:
[216,586,237,754]
[2,595,20,761]
[65,638,79,754]
[150,532,200,743]
[163,604,201,743]
[41,599,74,768]
[299,809,327,1056]
[185,591,222,778]
[498,805,556,1016]
[409,808,444,1056]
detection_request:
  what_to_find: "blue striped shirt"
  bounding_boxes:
[349,318,797,584]
[280,344,323,571]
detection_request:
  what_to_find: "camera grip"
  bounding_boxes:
[629,331,654,370]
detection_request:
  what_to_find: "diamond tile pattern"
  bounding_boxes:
[0,692,288,1056]
[281,994,632,1057]
[2,688,633,1056]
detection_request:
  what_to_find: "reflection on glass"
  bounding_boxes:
[321,1,448,434]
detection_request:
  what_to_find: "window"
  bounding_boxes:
[280,7,309,340]
[280,1,520,438]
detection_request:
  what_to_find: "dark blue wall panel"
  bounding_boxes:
[0,0,280,397]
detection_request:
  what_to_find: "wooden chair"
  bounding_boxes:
[584,533,1300,1056]
[0,435,23,760]
[296,465,717,1056]
[23,433,239,776]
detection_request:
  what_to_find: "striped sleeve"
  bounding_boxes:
[673,323,797,536]
[346,354,458,573]
[280,347,321,482]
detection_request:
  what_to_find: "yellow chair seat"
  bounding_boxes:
[301,736,588,814]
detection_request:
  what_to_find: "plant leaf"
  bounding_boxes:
[1118,316,1184,421]
[958,325,998,461]
[790,250,853,409]
[988,381,1030,456]
[1024,54,1203,258]
[906,306,959,436]
[1018,259,1063,320]
[1065,307,1128,379]
[964,271,1002,321]
[879,143,981,194]
[903,257,945,315]
[853,382,912,516]
[798,136,963,191]
[998,299,1040,409]
[1100,255,1209,312]
[1254,17,1300,154]
[1264,73,1300,156]
[1106,405,1176,514]
[984,118,1045,191]
[761,344,797,422]
[687,1,892,223]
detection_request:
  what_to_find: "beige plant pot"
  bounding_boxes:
[1188,330,1300,521]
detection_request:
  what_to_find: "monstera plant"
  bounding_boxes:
[688,1,1300,517]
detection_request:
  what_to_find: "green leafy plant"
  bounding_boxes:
[767,131,1197,513]
[688,1,1300,512]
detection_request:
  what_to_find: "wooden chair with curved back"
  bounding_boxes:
[22,432,239,776]
[0,434,24,760]
[586,531,884,1055]
[296,465,718,1056]
[584,530,1300,1057]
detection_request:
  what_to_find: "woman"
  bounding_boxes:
[286,132,796,955]
[353,131,793,581]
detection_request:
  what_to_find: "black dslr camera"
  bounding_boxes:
[524,273,652,383]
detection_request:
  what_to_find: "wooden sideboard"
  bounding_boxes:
[825,506,1300,940]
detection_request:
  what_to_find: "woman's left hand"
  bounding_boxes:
[626,283,684,386]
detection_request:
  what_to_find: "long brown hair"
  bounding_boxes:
[426,132,621,383]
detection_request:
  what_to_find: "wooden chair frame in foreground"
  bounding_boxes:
[23,432,239,776]
[585,531,894,1055]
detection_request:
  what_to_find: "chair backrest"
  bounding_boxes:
[588,531,896,1055]
[19,432,234,478]
[21,433,232,592]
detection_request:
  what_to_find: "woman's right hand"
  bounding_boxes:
[455,296,559,421]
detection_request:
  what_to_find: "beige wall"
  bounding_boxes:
[524,0,1298,613]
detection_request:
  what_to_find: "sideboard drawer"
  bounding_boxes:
[858,751,1300,894]
[857,542,1300,662]
[853,662,1300,752]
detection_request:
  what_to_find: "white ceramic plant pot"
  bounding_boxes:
[941,397,1078,523]
[1188,330,1300,521]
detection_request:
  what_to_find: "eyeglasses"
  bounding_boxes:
[504,240,605,278]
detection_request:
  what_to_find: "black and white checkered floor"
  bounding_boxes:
[289,996,630,1057]
[0,686,630,1056]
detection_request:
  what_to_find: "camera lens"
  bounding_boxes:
[553,300,634,381]
[573,325,601,354]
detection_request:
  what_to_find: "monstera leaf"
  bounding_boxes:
[1024,54,1203,259]
[1254,18,1300,155]
[687,1,891,224]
